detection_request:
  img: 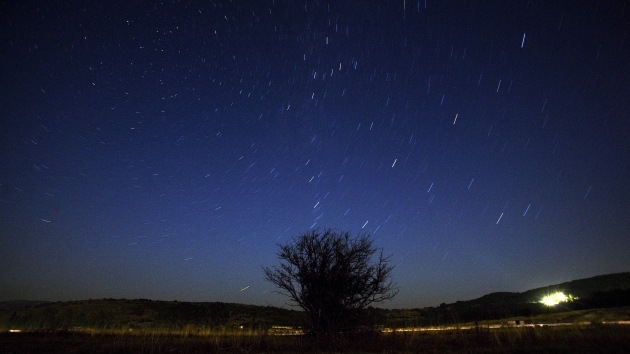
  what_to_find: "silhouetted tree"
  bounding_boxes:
[263,229,397,336]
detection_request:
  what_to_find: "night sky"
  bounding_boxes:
[1,1,629,309]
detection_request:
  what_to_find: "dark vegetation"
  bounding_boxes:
[1,299,304,333]
[1,272,629,332]
[1,273,629,352]
[263,229,398,336]
[378,272,630,327]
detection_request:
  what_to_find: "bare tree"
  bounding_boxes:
[263,229,397,336]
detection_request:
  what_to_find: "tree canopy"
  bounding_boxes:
[263,229,397,336]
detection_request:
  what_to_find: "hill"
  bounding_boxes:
[0,299,304,332]
[2,272,629,331]
[378,272,630,327]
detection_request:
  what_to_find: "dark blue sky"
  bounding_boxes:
[1,1,628,308]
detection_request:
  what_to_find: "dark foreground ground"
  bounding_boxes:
[1,325,629,353]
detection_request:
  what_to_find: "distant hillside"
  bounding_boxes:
[461,272,630,309]
[2,272,629,331]
[379,272,630,327]
[0,300,49,311]
[520,272,630,301]
[0,299,304,332]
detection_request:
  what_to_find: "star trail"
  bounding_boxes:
[1,1,628,308]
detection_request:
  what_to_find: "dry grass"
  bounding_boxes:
[1,324,629,353]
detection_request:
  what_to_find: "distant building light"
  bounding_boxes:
[540,291,574,306]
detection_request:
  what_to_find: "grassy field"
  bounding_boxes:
[3,303,630,353]
[2,324,629,353]
[2,301,630,352]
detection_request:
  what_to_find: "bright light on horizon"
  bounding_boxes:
[540,291,573,307]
